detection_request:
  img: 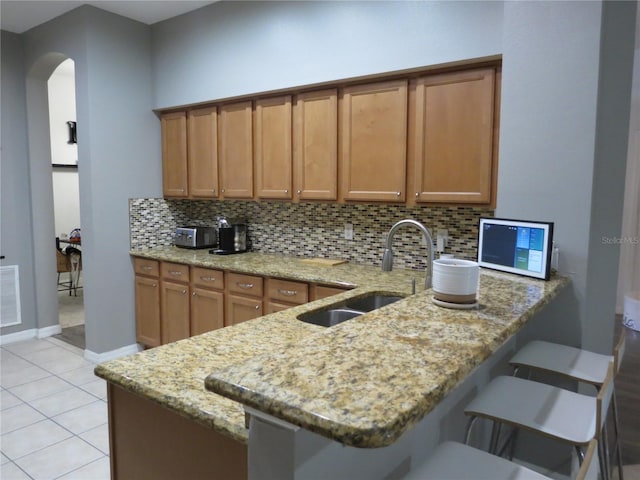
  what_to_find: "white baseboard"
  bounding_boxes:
[0,325,62,345]
[37,324,62,338]
[84,343,142,363]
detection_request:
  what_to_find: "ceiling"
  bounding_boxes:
[0,0,216,34]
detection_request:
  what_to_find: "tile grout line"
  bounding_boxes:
[1,339,110,479]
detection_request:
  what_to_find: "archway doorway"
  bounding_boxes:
[47,59,85,349]
[25,52,87,352]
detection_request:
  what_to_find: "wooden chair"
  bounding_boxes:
[56,248,74,295]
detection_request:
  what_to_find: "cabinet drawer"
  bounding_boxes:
[191,267,224,290]
[267,278,308,305]
[227,272,263,298]
[133,258,159,277]
[161,262,190,283]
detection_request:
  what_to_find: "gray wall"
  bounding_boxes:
[1,31,37,334]
[498,0,636,353]
[152,0,503,108]
[8,6,162,353]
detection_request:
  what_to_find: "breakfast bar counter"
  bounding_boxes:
[95,248,569,479]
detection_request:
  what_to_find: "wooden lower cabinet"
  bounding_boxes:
[108,383,247,480]
[160,280,190,344]
[310,284,351,301]
[134,256,358,345]
[226,294,263,326]
[134,275,161,347]
[265,278,309,313]
[190,266,225,336]
[191,287,224,335]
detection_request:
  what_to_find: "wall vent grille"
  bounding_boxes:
[1,266,22,327]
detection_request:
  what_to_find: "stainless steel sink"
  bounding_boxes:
[297,308,363,327]
[297,293,406,327]
[345,294,404,312]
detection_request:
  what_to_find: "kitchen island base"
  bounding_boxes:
[107,384,247,480]
[244,335,523,480]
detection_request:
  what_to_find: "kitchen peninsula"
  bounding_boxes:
[95,249,569,479]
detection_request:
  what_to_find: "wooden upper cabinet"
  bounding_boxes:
[162,112,188,198]
[254,96,292,199]
[340,79,408,202]
[293,89,338,201]
[187,107,218,198]
[409,68,496,205]
[219,101,253,199]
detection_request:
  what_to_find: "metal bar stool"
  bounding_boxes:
[464,362,614,480]
[407,438,597,480]
[509,334,626,480]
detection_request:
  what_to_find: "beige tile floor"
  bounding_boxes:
[1,337,109,480]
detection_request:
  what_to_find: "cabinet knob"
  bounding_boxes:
[396,192,401,197]
[152,283,157,287]
[415,192,419,197]
[212,189,216,194]
[285,189,288,194]
[192,292,197,296]
[182,289,187,295]
[297,190,301,195]
[255,305,259,310]
[221,189,225,193]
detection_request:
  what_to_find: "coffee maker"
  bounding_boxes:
[210,217,248,255]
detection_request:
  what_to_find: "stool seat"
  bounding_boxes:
[465,375,597,445]
[510,340,611,385]
[408,441,550,480]
[409,439,597,480]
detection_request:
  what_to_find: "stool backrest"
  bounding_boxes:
[575,439,597,480]
[614,332,626,374]
[595,362,614,437]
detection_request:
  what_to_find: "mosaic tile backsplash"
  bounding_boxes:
[129,199,493,270]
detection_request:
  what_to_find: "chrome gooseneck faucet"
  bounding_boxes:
[381,219,434,289]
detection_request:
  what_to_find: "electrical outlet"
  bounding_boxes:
[436,229,449,252]
[344,223,354,240]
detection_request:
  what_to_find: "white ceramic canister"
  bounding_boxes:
[432,258,480,304]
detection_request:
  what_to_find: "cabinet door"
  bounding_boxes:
[191,287,224,336]
[410,68,495,204]
[255,96,292,199]
[161,112,188,198]
[226,294,263,327]
[219,102,253,199]
[135,275,161,347]
[293,89,338,201]
[188,107,218,198]
[161,281,190,344]
[266,301,294,314]
[340,80,407,202]
[310,284,351,301]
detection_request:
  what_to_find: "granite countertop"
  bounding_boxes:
[96,247,569,448]
[95,247,425,444]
